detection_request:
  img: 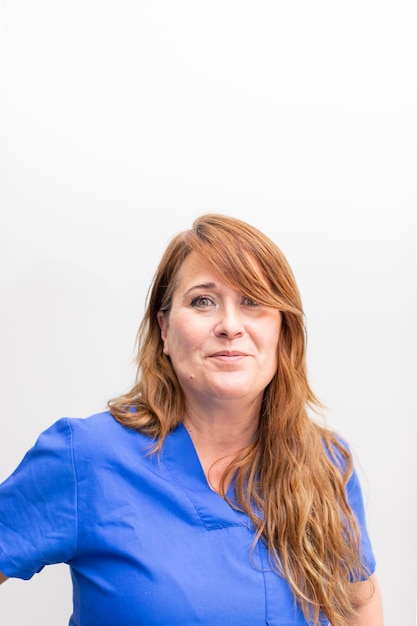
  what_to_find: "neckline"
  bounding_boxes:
[162,422,248,530]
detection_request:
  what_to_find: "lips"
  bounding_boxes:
[209,351,248,358]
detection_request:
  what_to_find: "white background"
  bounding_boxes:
[0,1,416,624]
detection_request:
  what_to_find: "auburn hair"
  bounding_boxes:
[109,213,370,625]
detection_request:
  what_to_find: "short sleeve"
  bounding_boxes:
[345,463,376,578]
[0,418,77,579]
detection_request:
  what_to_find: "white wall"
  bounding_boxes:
[1,2,416,624]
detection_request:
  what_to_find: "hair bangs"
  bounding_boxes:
[188,215,300,313]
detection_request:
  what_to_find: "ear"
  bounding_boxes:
[157,311,169,354]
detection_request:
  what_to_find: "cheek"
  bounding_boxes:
[166,318,202,356]
[261,322,281,363]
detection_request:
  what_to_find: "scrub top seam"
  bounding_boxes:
[65,418,79,561]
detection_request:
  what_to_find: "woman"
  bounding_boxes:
[0,214,383,625]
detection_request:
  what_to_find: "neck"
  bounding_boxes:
[182,399,260,493]
[183,399,260,447]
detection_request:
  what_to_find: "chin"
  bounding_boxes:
[208,384,262,403]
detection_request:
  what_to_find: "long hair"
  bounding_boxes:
[109,213,369,625]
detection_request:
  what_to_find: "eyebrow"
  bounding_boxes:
[183,282,216,296]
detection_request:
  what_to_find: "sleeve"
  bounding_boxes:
[345,462,377,579]
[0,418,78,580]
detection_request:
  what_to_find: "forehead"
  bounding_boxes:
[175,253,222,287]
[174,251,271,295]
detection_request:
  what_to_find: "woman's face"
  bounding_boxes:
[157,253,282,410]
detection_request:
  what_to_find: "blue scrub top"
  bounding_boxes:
[0,412,375,625]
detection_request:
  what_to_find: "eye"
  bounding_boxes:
[242,296,259,307]
[190,295,214,308]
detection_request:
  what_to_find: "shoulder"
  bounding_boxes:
[38,411,154,461]
[315,425,352,473]
[64,410,129,438]
[320,428,369,512]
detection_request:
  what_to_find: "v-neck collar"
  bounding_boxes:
[161,423,248,530]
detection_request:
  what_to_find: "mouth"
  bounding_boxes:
[209,351,248,360]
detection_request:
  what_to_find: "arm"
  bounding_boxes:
[349,575,384,625]
[0,571,8,584]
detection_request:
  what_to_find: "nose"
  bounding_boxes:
[214,304,245,338]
